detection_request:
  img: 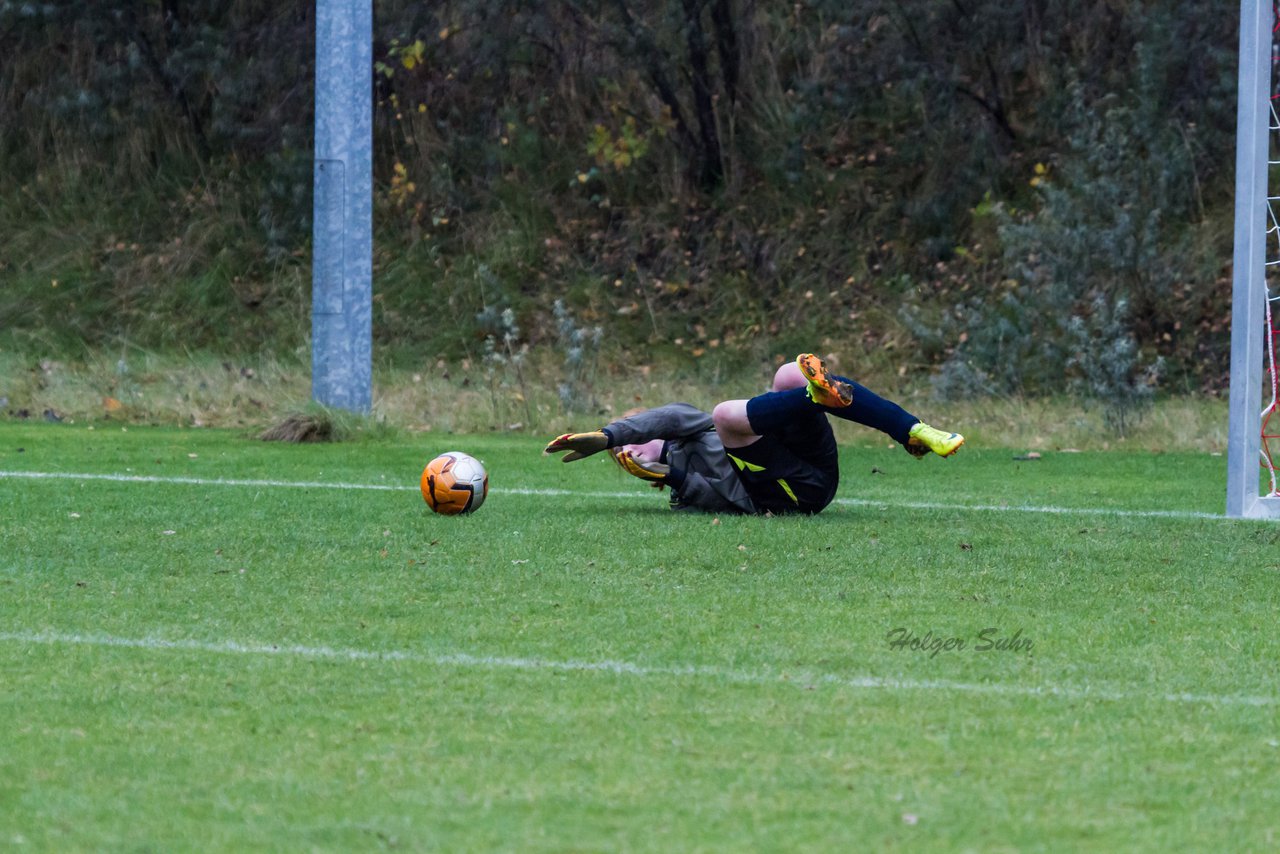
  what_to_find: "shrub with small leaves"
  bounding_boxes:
[552,299,604,416]
[477,304,531,427]
[1065,297,1163,436]
[917,77,1175,428]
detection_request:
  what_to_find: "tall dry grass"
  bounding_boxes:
[0,347,1231,454]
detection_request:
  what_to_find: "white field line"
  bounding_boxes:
[0,629,1272,708]
[0,469,1230,520]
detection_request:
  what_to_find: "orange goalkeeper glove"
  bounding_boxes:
[543,431,609,462]
[612,449,671,486]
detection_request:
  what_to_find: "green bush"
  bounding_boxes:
[917,35,1211,424]
[0,0,1243,399]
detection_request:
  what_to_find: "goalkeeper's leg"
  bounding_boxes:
[722,355,964,457]
[794,353,963,457]
[713,359,914,449]
[710,378,840,514]
[713,356,963,457]
[710,361,819,449]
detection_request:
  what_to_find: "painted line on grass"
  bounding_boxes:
[0,468,1231,520]
[0,629,1273,708]
[0,469,411,491]
[834,496,1225,521]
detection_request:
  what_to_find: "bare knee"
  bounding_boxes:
[773,362,806,391]
[712,399,755,443]
[712,400,742,430]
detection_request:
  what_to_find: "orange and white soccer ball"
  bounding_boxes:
[420,451,489,515]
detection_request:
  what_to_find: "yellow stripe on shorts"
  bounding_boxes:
[726,453,766,473]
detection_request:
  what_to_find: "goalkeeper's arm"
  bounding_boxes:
[544,403,711,463]
[601,403,714,446]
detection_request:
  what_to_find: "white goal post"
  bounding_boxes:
[311,0,373,413]
[1228,0,1280,518]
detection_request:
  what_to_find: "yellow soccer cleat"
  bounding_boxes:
[796,353,854,408]
[906,422,965,458]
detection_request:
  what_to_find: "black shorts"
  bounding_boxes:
[725,432,839,515]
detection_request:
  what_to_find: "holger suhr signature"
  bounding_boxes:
[886,627,1033,658]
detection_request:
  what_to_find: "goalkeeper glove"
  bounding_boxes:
[613,449,671,485]
[543,431,609,462]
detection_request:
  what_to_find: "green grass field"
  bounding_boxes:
[2,422,1278,851]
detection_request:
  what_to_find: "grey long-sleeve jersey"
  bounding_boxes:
[601,403,756,514]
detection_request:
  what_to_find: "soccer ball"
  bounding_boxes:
[420,451,488,515]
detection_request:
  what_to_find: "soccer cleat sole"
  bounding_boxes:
[796,354,854,408]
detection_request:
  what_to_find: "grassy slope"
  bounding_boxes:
[1,424,1277,851]
[0,347,1233,453]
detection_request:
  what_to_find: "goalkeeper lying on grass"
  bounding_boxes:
[544,353,963,515]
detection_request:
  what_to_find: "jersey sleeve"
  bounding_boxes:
[601,403,714,446]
